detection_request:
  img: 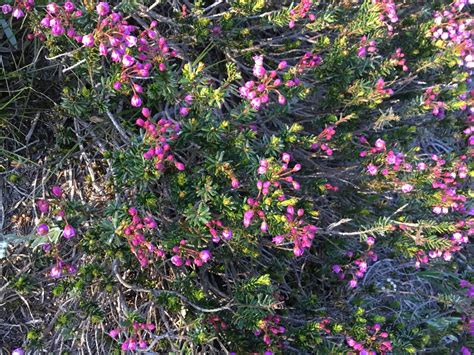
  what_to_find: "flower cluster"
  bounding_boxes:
[254,314,286,351]
[310,125,336,156]
[36,186,77,278]
[390,48,409,72]
[372,0,398,36]
[1,0,33,19]
[95,16,175,107]
[357,36,377,58]
[360,138,415,182]
[178,94,193,117]
[37,2,176,107]
[239,52,321,110]
[288,0,315,29]
[429,154,469,215]
[136,107,184,172]
[431,2,473,70]
[423,87,446,118]
[346,323,392,354]
[243,153,302,230]
[272,206,317,257]
[374,78,394,98]
[109,321,155,351]
[119,208,164,267]
[38,2,83,38]
[206,219,233,243]
[169,240,212,267]
[332,249,378,288]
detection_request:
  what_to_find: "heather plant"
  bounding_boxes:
[0,0,472,354]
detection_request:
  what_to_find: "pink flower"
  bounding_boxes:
[82,34,94,47]
[1,4,12,14]
[366,236,375,246]
[179,107,190,116]
[222,229,233,240]
[250,97,261,110]
[293,246,304,256]
[52,185,62,197]
[278,61,287,70]
[231,178,240,189]
[37,224,49,236]
[272,235,284,245]
[131,95,142,107]
[374,138,386,150]
[282,153,291,163]
[171,255,183,266]
[63,224,75,239]
[401,183,413,193]
[174,162,185,171]
[109,329,119,338]
[199,250,212,263]
[40,17,51,27]
[12,349,24,355]
[122,54,135,67]
[243,210,254,227]
[64,1,75,12]
[37,199,49,214]
[348,279,357,288]
[12,8,24,18]
[96,2,110,16]
[367,163,378,175]
[50,265,62,278]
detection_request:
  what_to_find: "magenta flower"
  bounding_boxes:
[131,95,142,107]
[52,185,62,197]
[12,349,24,355]
[40,17,51,27]
[243,210,254,227]
[272,235,284,245]
[401,183,413,193]
[46,2,58,13]
[82,34,94,47]
[113,81,122,90]
[171,255,183,266]
[374,138,386,150]
[174,162,185,171]
[50,265,62,278]
[96,2,110,16]
[122,54,135,67]
[37,224,49,236]
[231,178,240,189]
[1,4,12,14]
[222,229,233,240]
[109,329,119,338]
[199,250,212,263]
[64,1,74,12]
[367,163,378,175]
[63,224,75,239]
[37,199,49,214]
[179,107,190,116]
[12,8,24,18]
